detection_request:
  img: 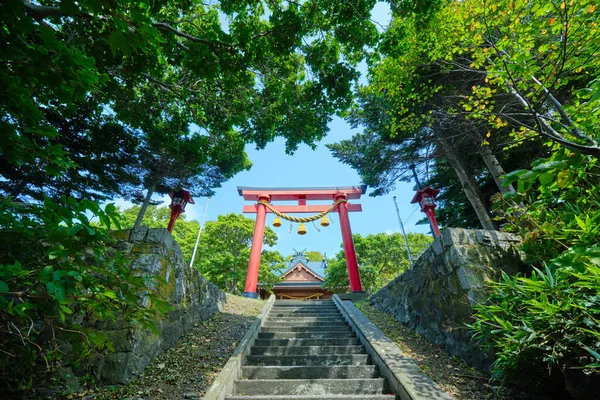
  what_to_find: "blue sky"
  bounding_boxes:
[116,2,433,258]
[191,117,431,258]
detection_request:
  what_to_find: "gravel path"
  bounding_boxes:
[96,294,264,400]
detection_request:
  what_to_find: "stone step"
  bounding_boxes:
[245,354,369,366]
[233,378,385,396]
[263,321,349,328]
[258,331,356,339]
[269,312,342,318]
[262,326,351,333]
[241,365,378,380]
[271,307,339,312]
[254,338,361,347]
[226,396,394,400]
[251,345,365,356]
[270,307,338,310]
[274,300,334,306]
[266,317,346,323]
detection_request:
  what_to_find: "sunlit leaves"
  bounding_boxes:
[193,213,284,294]
[324,232,432,294]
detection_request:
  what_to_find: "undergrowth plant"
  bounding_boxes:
[0,197,168,393]
[470,247,600,381]
[472,147,600,392]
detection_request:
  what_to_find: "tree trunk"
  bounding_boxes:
[438,138,497,231]
[134,186,154,229]
[477,143,516,195]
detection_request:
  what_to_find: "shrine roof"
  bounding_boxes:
[237,185,366,201]
[273,281,325,287]
[275,256,327,280]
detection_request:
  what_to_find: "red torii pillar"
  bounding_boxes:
[238,186,365,298]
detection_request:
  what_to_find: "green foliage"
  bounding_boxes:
[495,148,600,263]
[193,213,284,293]
[470,246,600,382]
[1,0,380,203]
[473,146,600,388]
[285,251,325,262]
[0,198,167,392]
[324,232,432,294]
[331,0,600,231]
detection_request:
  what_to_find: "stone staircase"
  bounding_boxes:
[225,300,394,399]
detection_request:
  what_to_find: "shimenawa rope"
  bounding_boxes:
[258,198,346,223]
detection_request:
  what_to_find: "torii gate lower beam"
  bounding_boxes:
[238,186,366,299]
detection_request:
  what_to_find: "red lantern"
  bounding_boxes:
[410,187,441,238]
[167,189,194,233]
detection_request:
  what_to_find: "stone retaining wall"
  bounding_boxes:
[94,227,225,385]
[370,228,525,372]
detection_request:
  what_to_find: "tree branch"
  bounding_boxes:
[531,76,598,147]
[23,2,93,19]
[151,22,234,48]
[22,3,232,49]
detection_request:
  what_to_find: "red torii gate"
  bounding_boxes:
[238,186,366,299]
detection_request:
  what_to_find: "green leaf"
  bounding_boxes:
[538,172,555,186]
[67,225,84,236]
[105,203,116,214]
[103,290,118,300]
[0,281,8,293]
[532,161,568,172]
[67,271,83,282]
[14,302,36,316]
[55,285,66,300]
[557,170,572,188]
[585,346,600,361]
[575,216,587,231]
[59,305,72,315]
[502,169,529,186]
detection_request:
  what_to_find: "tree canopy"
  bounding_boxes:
[193,213,285,294]
[330,0,600,230]
[1,0,380,204]
[324,232,432,294]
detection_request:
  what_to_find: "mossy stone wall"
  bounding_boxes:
[370,228,525,372]
[95,227,225,385]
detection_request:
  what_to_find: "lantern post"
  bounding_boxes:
[410,187,441,238]
[167,189,194,233]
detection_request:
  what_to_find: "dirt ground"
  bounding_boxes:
[93,294,264,400]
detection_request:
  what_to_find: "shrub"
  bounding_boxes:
[0,197,166,393]
[473,147,600,397]
[470,245,600,384]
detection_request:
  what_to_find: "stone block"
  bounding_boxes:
[456,266,483,290]
[129,226,148,243]
[111,229,131,242]
[145,228,175,249]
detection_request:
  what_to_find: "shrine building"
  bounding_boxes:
[258,253,335,300]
